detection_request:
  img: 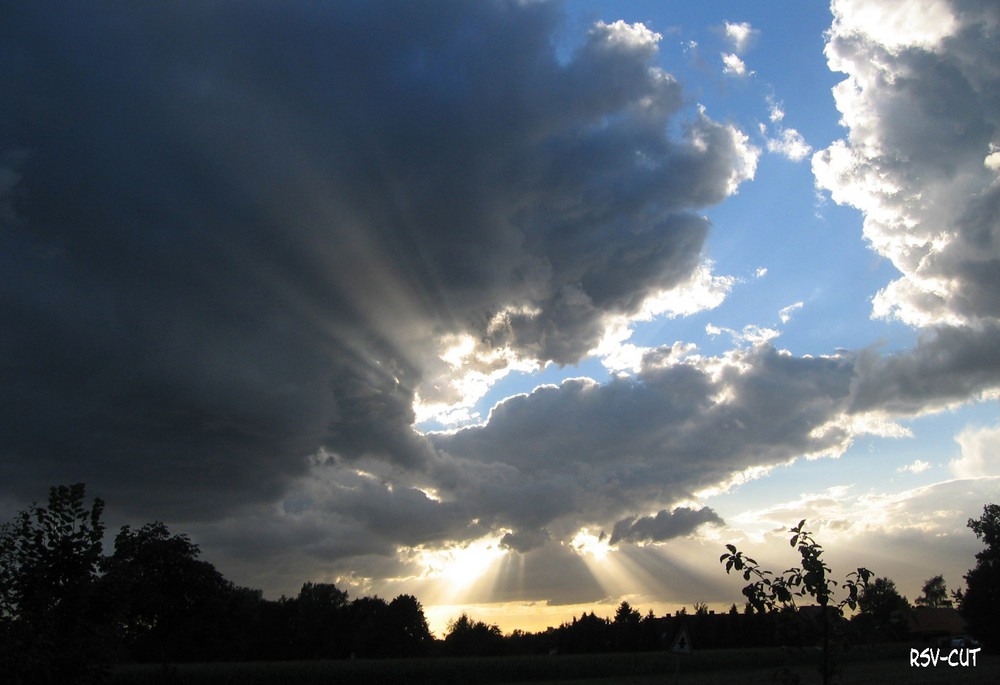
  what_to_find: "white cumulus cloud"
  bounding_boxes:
[723,21,757,53]
[814,0,1000,327]
[722,52,750,77]
[951,424,1000,478]
[898,459,932,474]
[830,0,959,49]
[767,127,812,161]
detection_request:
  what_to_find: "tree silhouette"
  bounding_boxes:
[350,595,391,658]
[720,520,872,685]
[0,484,111,684]
[386,594,434,657]
[613,601,641,651]
[101,521,245,662]
[0,484,444,666]
[961,503,1000,651]
[915,575,952,608]
[291,582,350,658]
[853,576,910,641]
[445,612,504,656]
[562,611,610,653]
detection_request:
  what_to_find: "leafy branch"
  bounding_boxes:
[720,520,871,615]
[721,520,873,685]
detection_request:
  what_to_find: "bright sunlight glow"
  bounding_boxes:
[416,534,508,586]
[570,528,614,561]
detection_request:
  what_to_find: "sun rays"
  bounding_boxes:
[403,522,743,637]
[411,533,511,607]
[568,528,670,602]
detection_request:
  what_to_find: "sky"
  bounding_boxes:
[1,0,999,636]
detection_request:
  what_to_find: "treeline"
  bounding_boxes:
[447,597,932,659]
[2,485,997,684]
[0,484,773,681]
[0,485,436,683]
[486,604,810,657]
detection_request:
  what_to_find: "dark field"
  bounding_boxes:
[109,645,999,684]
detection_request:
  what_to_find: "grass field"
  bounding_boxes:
[109,645,999,684]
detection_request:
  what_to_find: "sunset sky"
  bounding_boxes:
[2,0,999,636]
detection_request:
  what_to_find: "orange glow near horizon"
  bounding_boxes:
[403,529,747,637]
[422,596,719,638]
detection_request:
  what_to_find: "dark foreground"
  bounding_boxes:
[110,645,999,684]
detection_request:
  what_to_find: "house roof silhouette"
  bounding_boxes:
[907,607,967,638]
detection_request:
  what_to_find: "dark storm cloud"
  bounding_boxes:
[429,344,858,543]
[428,332,1000,550]
[0,1,754,516]
[8,0,996,612]
[849,323,1000,414]
[176,0,1000,607]
[609,506,724,545]
[499,527,551,553]
[182,321,990,581]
